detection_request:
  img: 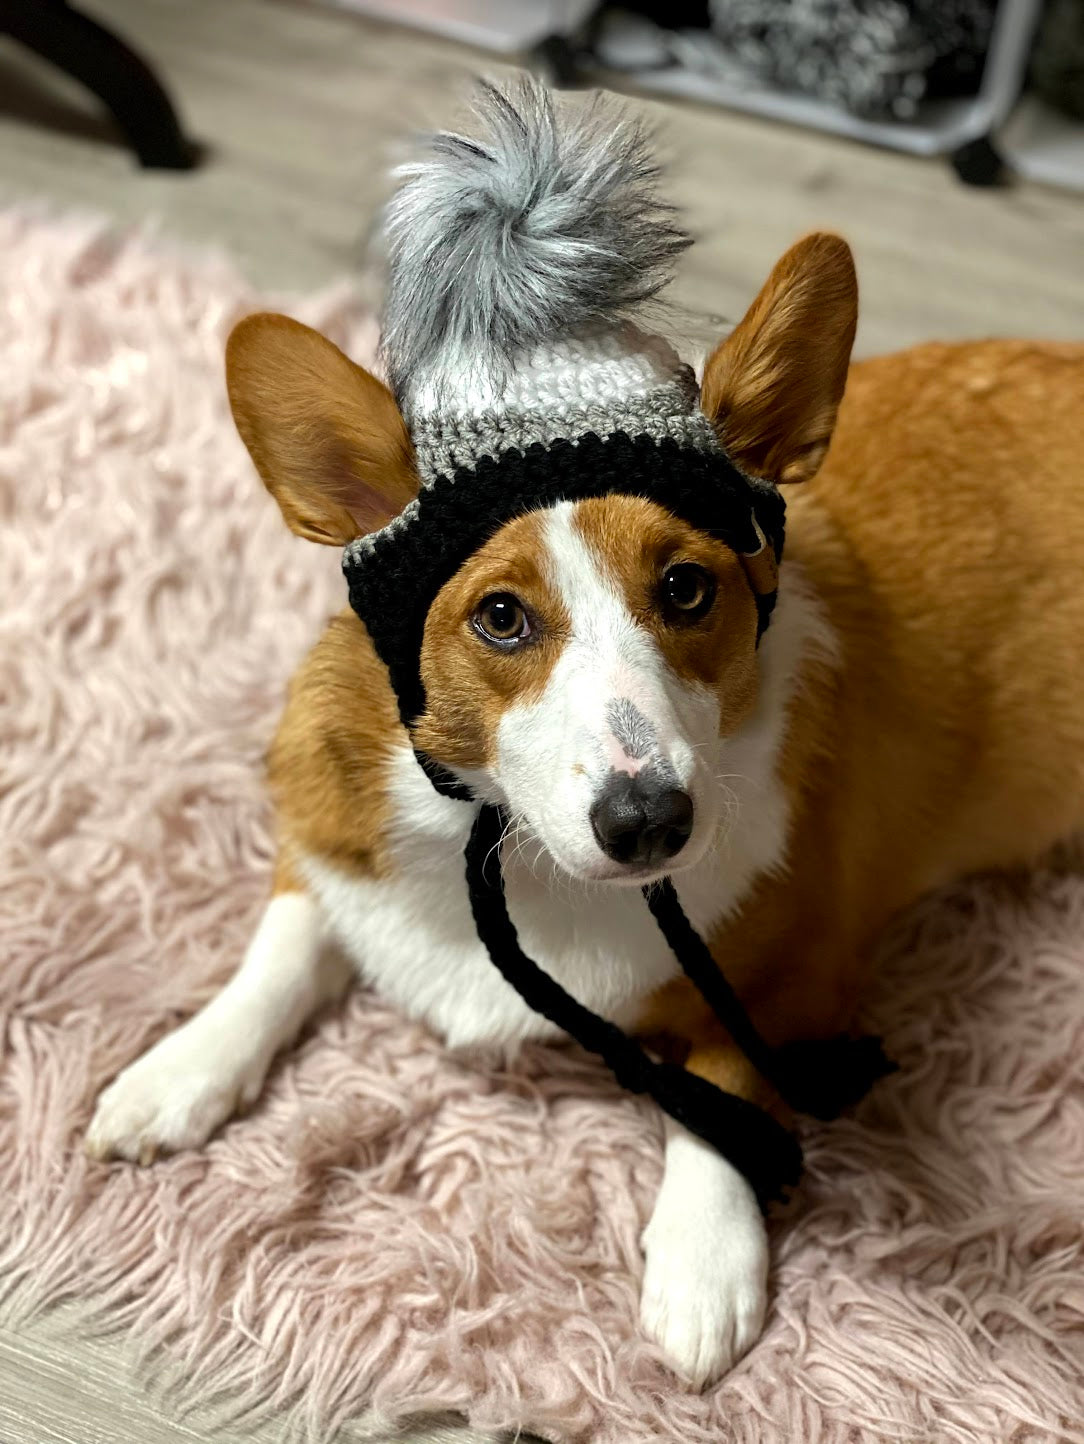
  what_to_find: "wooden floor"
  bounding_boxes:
[0,1303,478,1444]
[1,3,1082,1441]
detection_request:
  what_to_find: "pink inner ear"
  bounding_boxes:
[342,484,401,535]
[322,439,408,536]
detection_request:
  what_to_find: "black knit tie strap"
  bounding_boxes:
[464,802,803,1209]
[644,879,896,1120]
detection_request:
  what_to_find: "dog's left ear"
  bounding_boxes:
[226,313,417,546]
[701,233,857,486]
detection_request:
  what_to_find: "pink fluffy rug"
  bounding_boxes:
[1,208,1083,1444]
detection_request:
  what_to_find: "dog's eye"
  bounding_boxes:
[474,592,531,647]
[661,564,715,622]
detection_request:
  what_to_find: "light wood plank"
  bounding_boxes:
[0,1309,514,1444]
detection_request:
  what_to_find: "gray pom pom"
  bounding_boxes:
[379,76,690,404]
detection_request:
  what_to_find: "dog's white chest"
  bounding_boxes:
[300,752,778,1050]
[300,766,695,1048]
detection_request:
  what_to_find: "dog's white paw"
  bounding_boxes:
[639,1126,769,1387]
[86,1027,266,1164]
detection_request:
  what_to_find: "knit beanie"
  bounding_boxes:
[340,79,890,1205]
[343,80,784,747]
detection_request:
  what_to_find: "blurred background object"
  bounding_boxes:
[1030,0,1084,118]
[329,0,1084,188]
[1,0,1081,352]
[702,0,1000,120]
[0,0,197,168]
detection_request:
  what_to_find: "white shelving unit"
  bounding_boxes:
[589,0,1047,160]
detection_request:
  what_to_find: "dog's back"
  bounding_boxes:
[787,339,1084,904]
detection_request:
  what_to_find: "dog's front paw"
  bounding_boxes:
[639,1128,769,1386]
[86,1027,266,1164]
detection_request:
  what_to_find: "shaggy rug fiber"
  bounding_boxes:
[1,208,1082,1444]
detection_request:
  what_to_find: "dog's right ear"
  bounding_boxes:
[226,313,417,546]
[701,233,857,487]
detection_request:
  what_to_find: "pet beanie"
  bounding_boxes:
[342,79,892,1207]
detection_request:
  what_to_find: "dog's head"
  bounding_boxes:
[227,233,855,886]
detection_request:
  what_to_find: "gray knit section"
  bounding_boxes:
[344,409,720,567]
[342,376,722,566]
[346,495,423,560]
[411,385,716,487]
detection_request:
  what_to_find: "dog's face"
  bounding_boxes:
[412,497,759,883]
[226,234,857,883]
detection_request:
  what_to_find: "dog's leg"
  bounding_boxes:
[638,938,864,1385]
[86,890,349,1163]
[639,1046,769,1387]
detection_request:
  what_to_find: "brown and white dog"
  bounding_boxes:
[87,119,1084,1385]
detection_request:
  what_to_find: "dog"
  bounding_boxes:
[87,81,1084,1387]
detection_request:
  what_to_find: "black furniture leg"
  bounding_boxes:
[0,0,198,169]
[950,135,1006,187]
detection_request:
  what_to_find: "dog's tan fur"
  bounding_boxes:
[268,609,401,886]
[231,238,1084,1127]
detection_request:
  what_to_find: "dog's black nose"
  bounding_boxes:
[589,773,694,868]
